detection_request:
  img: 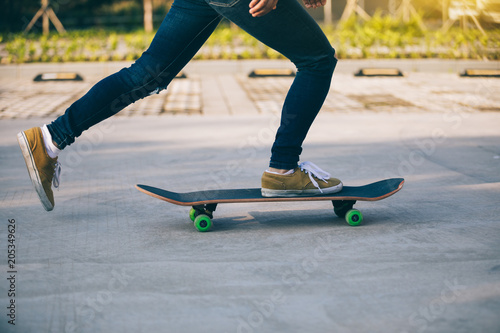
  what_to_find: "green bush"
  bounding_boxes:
[1,14,500,63]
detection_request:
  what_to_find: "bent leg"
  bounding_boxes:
[49,0,221,149]
[208,0,337,169]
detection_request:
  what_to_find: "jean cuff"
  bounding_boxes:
[269,161,298,170]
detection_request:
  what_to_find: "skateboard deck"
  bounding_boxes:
[136,178,404,231]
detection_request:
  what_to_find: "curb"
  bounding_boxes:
[1,59,500,80]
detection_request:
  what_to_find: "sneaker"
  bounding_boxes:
[261,161,342,197]
[17,127,61,211]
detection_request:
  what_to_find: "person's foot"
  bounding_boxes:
[261,161,342,197]
[17,127,61,211]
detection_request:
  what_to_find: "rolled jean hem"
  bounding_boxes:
[269,161,298,170]
[47,124,67,150]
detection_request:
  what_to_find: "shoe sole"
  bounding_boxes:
[17,131,54,211]
[261,183,343,198]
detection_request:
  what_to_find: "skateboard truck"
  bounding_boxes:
[332,200,362,226]
[190,204,218,232]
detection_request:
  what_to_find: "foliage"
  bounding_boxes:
[1,15,499,64]
[330,12,499,60]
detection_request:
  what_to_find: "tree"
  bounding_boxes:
[144,0,153,32]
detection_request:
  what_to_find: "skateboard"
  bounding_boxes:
[136,178,404,232]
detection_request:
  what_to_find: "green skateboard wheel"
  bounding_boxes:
[194,215,213,232]
[189,208,197,222]
[345,209,363,226]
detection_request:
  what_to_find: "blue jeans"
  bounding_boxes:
[48,0,337,170]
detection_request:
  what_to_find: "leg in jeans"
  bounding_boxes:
[48,0,222,149]
[207,0,337,170]
[19,0,338,211]
[18,0,226,211]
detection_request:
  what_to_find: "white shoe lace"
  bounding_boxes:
[53,162,61,189]
[299,161,331,193]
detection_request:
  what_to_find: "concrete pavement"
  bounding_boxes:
[1,60,500,333]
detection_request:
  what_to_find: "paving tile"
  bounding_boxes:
[1,72,500,119]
